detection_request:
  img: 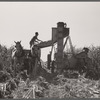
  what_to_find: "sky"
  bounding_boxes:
[0,2,100,61]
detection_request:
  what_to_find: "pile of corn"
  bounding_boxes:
[12,74,100,99]
[45,75,100,98]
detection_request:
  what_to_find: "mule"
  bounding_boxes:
[12,41,31,77]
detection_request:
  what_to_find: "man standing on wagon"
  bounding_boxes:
[29,32,43,48]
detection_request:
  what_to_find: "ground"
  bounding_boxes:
[12,73,100,99]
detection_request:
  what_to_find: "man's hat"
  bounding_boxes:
[83,47,89,52]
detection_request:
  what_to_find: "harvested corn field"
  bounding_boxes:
[10,74,100,99]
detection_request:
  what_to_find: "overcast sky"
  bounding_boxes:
[0,2,100,61]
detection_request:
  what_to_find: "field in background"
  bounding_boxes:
[0,44,100,98]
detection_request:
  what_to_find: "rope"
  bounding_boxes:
[68,36,75,55]
[63,36,69,50]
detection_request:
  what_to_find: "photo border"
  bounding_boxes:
[0,1,100,100]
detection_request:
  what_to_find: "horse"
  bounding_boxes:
[12,41,31,77]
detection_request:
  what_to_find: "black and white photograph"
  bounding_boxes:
[0,2,100,99]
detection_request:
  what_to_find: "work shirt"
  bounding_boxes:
[76,51,88,59]
[30,35,37,46]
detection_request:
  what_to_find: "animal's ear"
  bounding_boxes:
[14,41,16,43]
[20,41,21,43]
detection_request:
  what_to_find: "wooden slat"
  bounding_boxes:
[37,40,57,48]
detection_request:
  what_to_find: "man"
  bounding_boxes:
[29,32,43,48]
[76,47,89,59]
[75,47,90,74]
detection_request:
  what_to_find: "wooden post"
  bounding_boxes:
[56,22,65,73]
[47,53,51,69]
[33,58,38,80]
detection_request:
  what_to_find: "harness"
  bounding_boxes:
[14,49,24,58]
